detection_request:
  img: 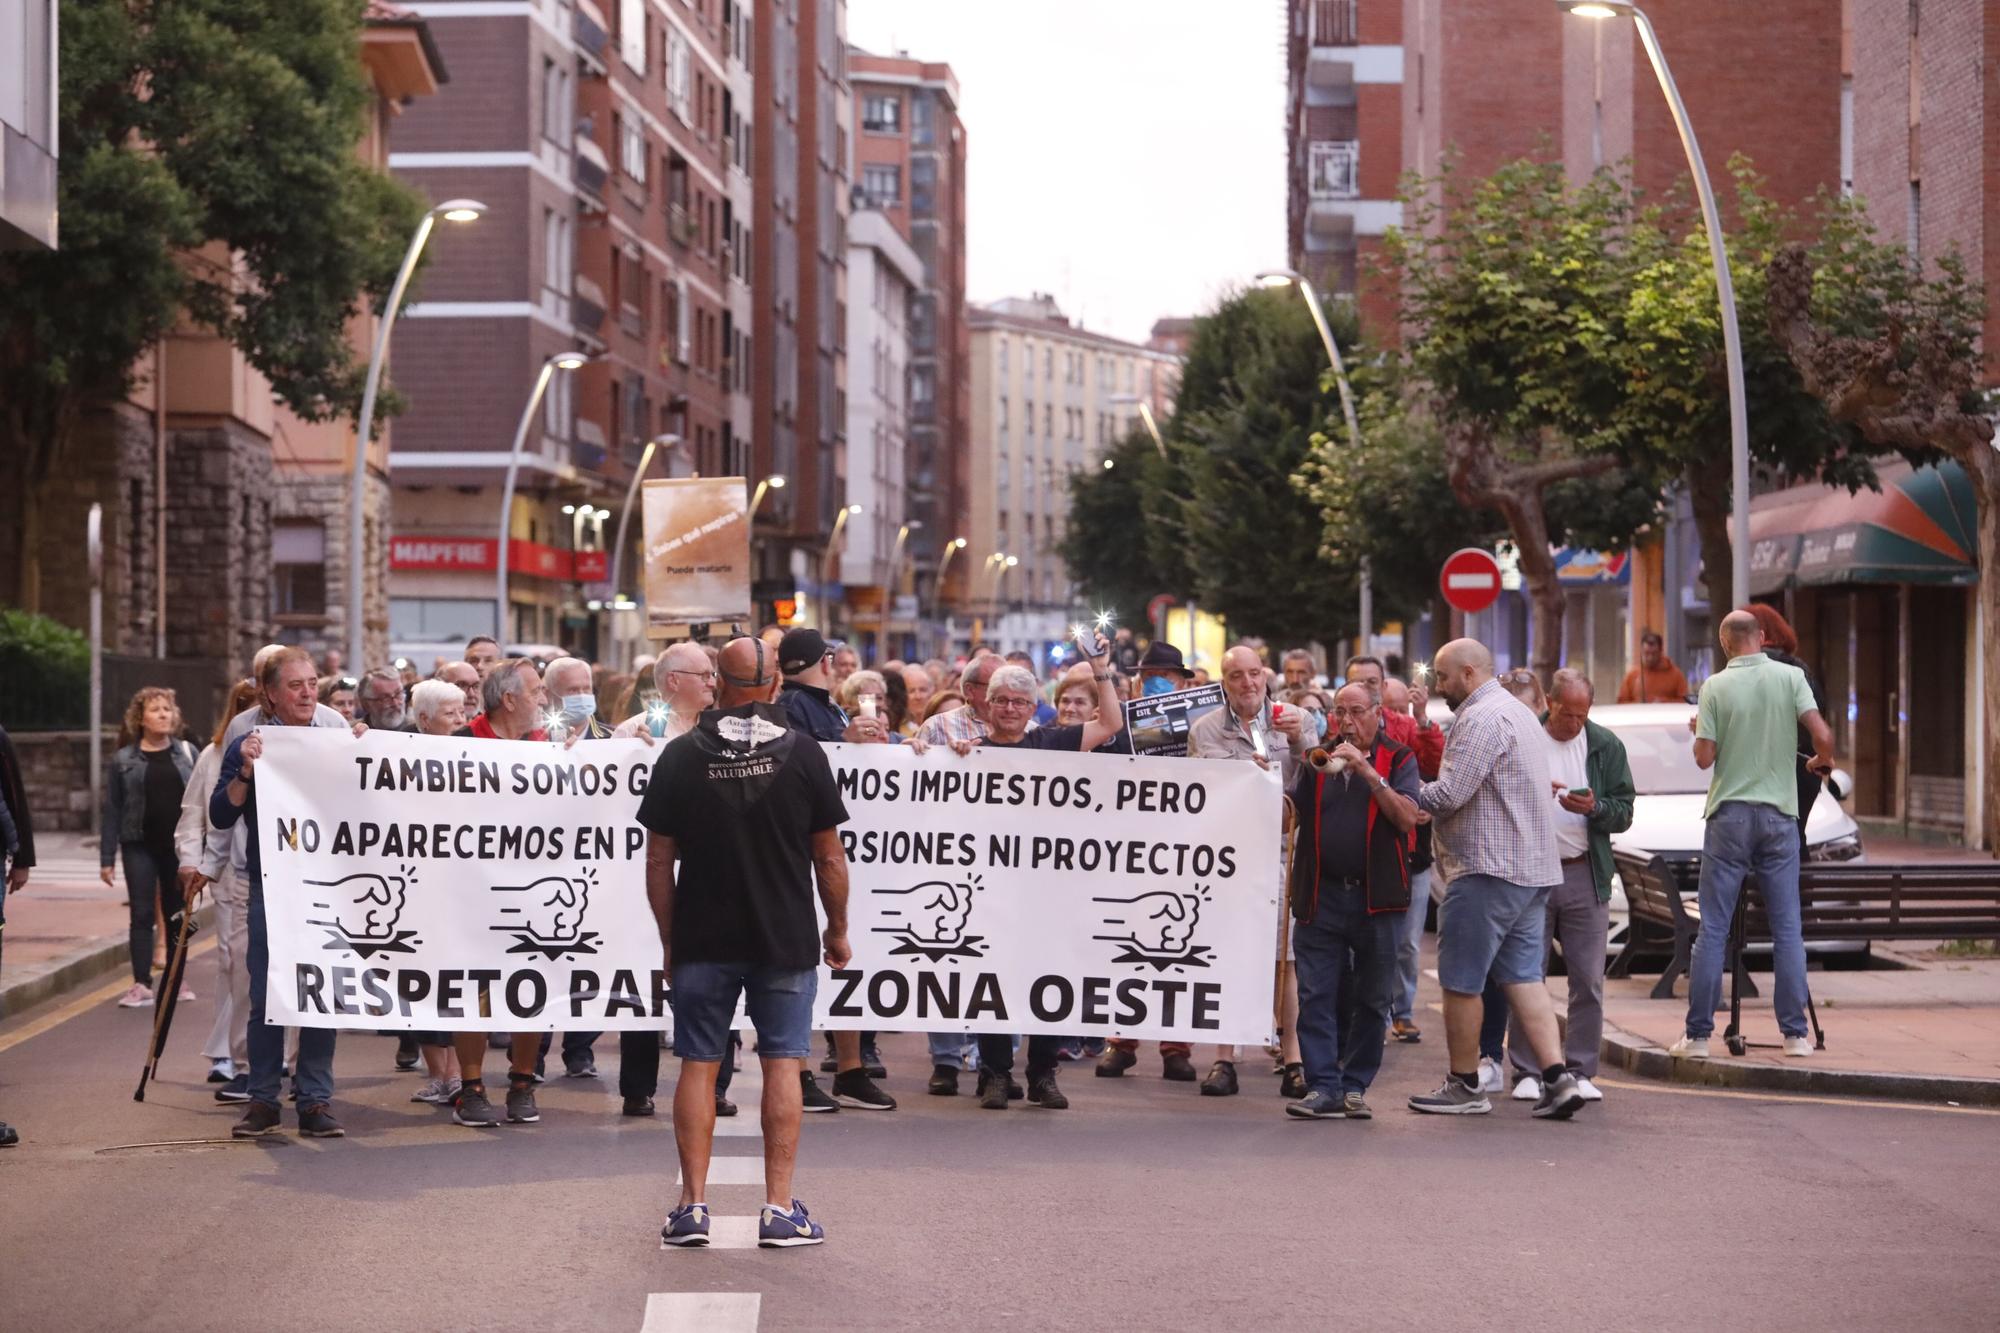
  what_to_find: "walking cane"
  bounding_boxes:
[133,897,200,1102]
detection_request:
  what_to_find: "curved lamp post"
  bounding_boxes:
[494,350,590,645]
[347,198,487,671]
[1108,392,1167,460]
[1558,0,1750,609]
[748,472,787,520]
[1257,266,1373,643]
[934,535,969,609]
[608,432,683,605]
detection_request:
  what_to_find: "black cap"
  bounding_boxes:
[778,627,829,675]
[1136,641,1193,676]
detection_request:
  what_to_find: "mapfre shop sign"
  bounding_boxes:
[390,536,497,571]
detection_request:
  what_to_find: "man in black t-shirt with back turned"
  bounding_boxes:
[644,636,852,1250]
[941,642,1123,1112]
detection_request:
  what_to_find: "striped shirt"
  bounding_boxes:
[914,704,1036,747]
[1415,678,1561,888]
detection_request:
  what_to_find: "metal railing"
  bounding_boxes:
[1310,0,1360,46]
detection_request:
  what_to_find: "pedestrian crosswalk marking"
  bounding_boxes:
[712,1118,761,1137]
[655,1216,762,1252]
[677,1155,763,1185]
[641,1291,761,1329]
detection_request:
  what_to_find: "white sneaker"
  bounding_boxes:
[1475,1057,1507,1095]
[1783,1035,1813,1058]
[1511,1075,1542,1101]
[1668,1035,1709,1059]
[411,1077,461,1104]
[116,984,154,1009]
[1575,1076,1604,1101]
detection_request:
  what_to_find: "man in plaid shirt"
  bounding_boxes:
[1406,639,1587,1122]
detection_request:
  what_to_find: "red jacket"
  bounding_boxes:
[461,714,548,742]
[1380,707,1443,780]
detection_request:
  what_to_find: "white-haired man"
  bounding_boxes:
[436,660,481,715]
[614,642,716,743]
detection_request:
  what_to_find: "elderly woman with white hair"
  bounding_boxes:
[393,678,467,1104]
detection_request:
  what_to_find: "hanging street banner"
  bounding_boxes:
[254,728,1285,1043]
[641,475,751,632]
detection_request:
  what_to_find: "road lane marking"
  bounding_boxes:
[713,1119,762,1137]
[0,936,218,1056]
[678,1156,764,1185]
[1593,1077,2000,1116]
[656,1216,762,1252]
[641,1291,761,1329]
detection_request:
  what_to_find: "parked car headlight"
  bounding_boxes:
[1806,833,1863,863]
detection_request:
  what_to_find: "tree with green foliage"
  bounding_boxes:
[1058,429,1174,625]
[0,0,428,610]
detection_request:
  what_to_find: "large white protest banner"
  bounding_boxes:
[256,728,1284,1043]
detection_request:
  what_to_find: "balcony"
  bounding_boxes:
[575,137,610,212]
[574,0,609,75]
[572,274,607,338]
[1309,140,1360,201]
[668,202,697,248]
[1309,0,1359,46]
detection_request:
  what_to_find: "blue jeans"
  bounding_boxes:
[1686,800,1809,1040]
[1393,868,1432,1022]
[246,883,336,1109]
[928,1032,977,1068]
[1293,884,1401,1097]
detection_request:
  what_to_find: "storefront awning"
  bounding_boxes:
[1741,460,1978,594]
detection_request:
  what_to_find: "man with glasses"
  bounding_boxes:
[355,668,409,732]
[944,641,1125,1111]
[914,652,1010,747]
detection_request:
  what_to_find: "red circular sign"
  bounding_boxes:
[1439,547,1503,613]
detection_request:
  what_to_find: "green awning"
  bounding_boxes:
[1743,460,1979,592]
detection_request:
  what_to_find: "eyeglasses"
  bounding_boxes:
[666,668,718,682]
[1329,705,1376,719]
[987,696,1034,710]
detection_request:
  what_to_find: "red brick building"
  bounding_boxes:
[1286,0,1404,334]
[848,51,969,620]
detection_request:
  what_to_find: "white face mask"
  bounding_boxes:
[560,693,596,719]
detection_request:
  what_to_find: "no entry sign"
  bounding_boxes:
[1439,547,1503,613]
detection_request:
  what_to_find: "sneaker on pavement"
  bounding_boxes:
[927,1064,961,1096]
[1286,1089,1345,1119]
[1390,1018,1423,1044]
[213,1074,251,1104]
[662,1203,711,1247]
[1408,1076,1493,1116]
[411,1078,457,1105]
[564,1057,599,1079]
[1161,1052,1197,1082]
[976,1069,1010,1110]
[1341,1091,1373,1120]
[800,1071,839,1113]
[758,1199,825,1248]
[0,1120,17,1147]
[394,1038,420,1071]
[453,1084,500,1128]
[819,1054,839,1074]
[1533,1071,1587,1120]
[207,1059,233,1084]
[1511,1075,1542,1102]
[1783,1035,1813,1057]
[832,1069,897,1110]
[715,1096,737,1118]
[297,1102,345,1137]
[622,1096,656,1117]
[116,984,154,1009]
[1668,1034,1710,1059]
[1027,1072,1069,1110]
[177,985,196,1002]
[1279,1063,1308,1100]
[1475,1056,1507,1095]
[861,1046,888,1079]
[1575,1076,1604,1102]
[231,1102,284,1138]
[1095,1047,1137,1078]
[1199,1060,1239,1097]
[505,1079,541,1123]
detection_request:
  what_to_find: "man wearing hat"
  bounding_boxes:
[774,627,896,1114]
[1135,640,1195,695]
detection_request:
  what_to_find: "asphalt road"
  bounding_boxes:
[2,947,1996,1332]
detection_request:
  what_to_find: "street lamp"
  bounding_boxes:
[824,502,863,572]
[494,350,591,646]
[346,197,487,671]
[608,433,683,606]
[887,519,922,601]
[748,473,787,520]
[1558,0,1750,610]
[1257,266,1373,643]
[934,535,969,607]
[1108,393,1167,460]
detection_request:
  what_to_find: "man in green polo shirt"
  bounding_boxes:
[1671,610,1835,1060]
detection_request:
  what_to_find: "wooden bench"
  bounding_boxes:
[1609,849,1700,999]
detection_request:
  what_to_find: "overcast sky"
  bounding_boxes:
[847,1,1287,346]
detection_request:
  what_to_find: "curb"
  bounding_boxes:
[1,903,216,1020]
[1598,1021,2000,1108]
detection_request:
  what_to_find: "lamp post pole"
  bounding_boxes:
[607,433,682,663]
[347,199,486,671]
[494,352,588,645]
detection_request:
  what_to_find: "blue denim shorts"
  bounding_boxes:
[670,961,817,1062]
[1436,874,1554,994]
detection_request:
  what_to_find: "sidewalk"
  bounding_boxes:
[1,833,167,1016]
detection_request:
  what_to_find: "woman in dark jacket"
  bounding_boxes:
[101,687,195,1008]
[1743,604,1827,851]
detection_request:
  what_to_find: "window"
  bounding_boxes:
[618,0,647,72]
[667,28,692,123]
[390,598,498,645]
[273,521,327,617]
[910,155,936,213]
[675,276,692,362]
[997,397,1008,430]
[1043,347,1053,379]
[910,91,934,145]
[619,115,647,182]
[1023,400,1034,437]
[543,364,572,438]
[541,57,570,143]
[1043,404,1052,436]
[542,208,570,293]
[860,163,900,207]
[861,94,900,132]
[997,337,1009,375]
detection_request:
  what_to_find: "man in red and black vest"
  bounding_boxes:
[1284,680,1423,1120]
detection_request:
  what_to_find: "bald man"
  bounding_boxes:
[1408,639,1583,1120]
[613,642,716,742]
[1671,611,1835,1060]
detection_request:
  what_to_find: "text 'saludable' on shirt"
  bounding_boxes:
[636,703,849,971]
[1415,678,1560,889]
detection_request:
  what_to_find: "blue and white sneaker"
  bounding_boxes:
[661,1203,711,1247]
[758,1199,825,1248]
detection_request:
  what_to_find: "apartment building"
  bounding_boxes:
[849,52,969,624]
[967,295,1181,659]
[0,0,57,250]
[1284,0,1404,333]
